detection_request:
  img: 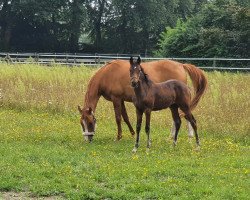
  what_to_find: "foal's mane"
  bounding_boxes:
[140,66,151,85]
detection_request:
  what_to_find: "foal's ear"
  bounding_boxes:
[78,105,82,114]
[129,56,134,65]
[137,56,141,65]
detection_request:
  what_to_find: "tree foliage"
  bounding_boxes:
[156,0,250,58]
[0,0,248,58]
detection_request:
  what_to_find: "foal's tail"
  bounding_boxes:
[183,64,208,111]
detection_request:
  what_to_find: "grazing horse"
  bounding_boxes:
[129,57,200,152]
[78,59,207,142]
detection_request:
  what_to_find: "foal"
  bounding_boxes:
[129,57,200,152]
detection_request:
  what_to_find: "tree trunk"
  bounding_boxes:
[94,0,106,51]
[1,0,12,51]
[70,0,82,52]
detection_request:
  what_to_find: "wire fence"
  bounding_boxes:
[0,52,249,71]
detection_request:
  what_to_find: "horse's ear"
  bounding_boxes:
[78,105,82,114]
[137,56,141,65]
[129,56,134,65]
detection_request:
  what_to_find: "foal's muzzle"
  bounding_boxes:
[131,79,139,88]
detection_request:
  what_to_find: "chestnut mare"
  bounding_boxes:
[130,57,200,152]
[78,58,207,142]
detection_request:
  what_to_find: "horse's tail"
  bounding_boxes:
[183,64,208,111]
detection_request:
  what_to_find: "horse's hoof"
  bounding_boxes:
[168,135,174,141]
[146,148,150,155]
[173,141,177,147]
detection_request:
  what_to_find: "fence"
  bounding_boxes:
[0,52,249,71]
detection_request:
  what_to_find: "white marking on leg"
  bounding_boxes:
[187,121,194,138]
[132,147,138,153]
[170,121,176,139]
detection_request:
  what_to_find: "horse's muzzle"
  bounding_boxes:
[84,135,94,142]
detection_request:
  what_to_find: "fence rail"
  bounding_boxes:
[0,52,249,71]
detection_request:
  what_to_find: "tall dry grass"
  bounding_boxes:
[0,63,249,143]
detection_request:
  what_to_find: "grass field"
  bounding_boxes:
[0,63,249,199]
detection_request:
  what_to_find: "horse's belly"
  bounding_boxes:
[153,98,172,111]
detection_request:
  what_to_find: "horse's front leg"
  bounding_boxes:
[145,109,152,152]
[112,97,123,141]
[132,108,143,153]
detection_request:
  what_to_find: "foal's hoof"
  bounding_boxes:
[173,141,177,147]
[146,148,150,155]
[188,137,193,144]
[132,147,138,153]
[131,131,136,137]
[195,146,201,151]
[114,135,122,141]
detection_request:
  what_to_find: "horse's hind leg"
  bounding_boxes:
[184,112,200,147]
[187,120,194,142]
[170,105,181,146]
[121,101,135,136]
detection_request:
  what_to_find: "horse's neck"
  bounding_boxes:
[84,82,100,112]
[134,80,151,100]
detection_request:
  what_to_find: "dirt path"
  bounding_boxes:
[0,192,64,200]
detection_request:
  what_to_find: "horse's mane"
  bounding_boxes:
[84,62,111,107]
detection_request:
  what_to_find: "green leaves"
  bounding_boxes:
[156,0,250,59]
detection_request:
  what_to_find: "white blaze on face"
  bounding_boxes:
[187,121,194,138]
[171,121,176,138]
[82,119,89,141]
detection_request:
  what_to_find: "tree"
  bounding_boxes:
[156,0,250,59]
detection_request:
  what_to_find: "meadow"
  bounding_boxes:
[0,63,249,199]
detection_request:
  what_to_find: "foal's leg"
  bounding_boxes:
[112,97,123,140]
[132,109,143,153]
[170,105,182,146]
[121,101,135,136]
[184,113,200,147]
[145,109,152,151]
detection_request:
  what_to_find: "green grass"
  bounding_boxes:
[0,63,249,199]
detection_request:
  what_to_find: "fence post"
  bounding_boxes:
[95,53,97,64]
[36,53,39,63]
[66,54,68,65]
[5,53,13,63]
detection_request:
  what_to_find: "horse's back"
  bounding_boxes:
[93,59,187,102]
[142,60,187,83]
